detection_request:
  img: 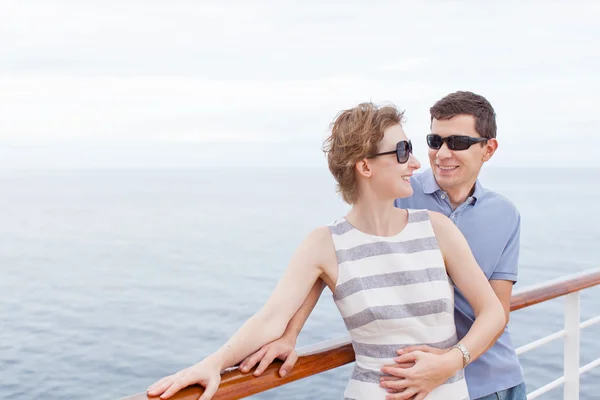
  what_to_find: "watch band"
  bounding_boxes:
[452,343,471,368]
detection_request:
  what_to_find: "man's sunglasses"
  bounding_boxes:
[366,140,412,164]
[426,134,488,151]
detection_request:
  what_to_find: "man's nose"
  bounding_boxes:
[436,142,452,159]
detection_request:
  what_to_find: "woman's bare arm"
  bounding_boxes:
[213,227,333,369]
[239,279,326,376]
[148,226,336,399]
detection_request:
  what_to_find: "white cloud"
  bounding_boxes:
[380,59,429,72]
[0,0,599,167]
[0,75,439,141]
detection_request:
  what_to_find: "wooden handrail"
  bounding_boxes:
[122,342,355,400]
[122,268,600,400]
[510,268,600,311]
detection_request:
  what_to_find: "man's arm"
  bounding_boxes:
[239,279,326,376]
[281,279,326,339]
[485,210,520,348]
[488,280,513,341]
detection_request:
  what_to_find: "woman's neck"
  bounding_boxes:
[346,197,406,237]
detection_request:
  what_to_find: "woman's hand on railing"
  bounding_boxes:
[379,347,463,399]
[146,357,222,400]
[239,336,299,378]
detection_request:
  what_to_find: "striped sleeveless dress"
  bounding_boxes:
[328,209,469,400]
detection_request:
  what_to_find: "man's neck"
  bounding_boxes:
[442,182,476,210]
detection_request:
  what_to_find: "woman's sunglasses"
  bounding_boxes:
[427,134,488,151]
[366,140,412,164]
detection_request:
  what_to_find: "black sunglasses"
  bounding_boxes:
[366,140,412,164]
[426,134,488,151]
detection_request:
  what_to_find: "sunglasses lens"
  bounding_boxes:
[397,141,411,163]
[427,134,442,149]
[448,136,471,150]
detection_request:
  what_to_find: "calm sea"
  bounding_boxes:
[1,167,599,399]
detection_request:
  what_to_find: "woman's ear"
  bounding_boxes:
[355,159,372,178]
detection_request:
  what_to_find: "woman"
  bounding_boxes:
[147,103,505,400]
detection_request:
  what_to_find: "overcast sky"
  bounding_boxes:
[1,0,599,168]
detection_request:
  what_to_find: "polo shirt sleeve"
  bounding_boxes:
[490,211,520,283]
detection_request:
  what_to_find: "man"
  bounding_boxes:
[239,91,526,400]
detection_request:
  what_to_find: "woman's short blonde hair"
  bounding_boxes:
[323,102,405,204]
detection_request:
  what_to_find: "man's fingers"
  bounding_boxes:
[198,380,219,400]
[279,351,298,377]
[254,350,277,376]
[240,347,268,373]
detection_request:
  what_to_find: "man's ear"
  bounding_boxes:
[355,159,372,178]
[483,138,498,162]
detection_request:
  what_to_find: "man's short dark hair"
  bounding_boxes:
[430,91,497,139]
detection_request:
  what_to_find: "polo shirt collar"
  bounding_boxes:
[421,169,485,204]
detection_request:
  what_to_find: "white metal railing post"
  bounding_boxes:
[564,292,581,400]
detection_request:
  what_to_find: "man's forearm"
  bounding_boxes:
[281,279,326,340]
[475,320,507,360]
[476,279,513,358]
[212,311,288,370]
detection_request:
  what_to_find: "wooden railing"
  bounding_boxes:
[122,268,600,400]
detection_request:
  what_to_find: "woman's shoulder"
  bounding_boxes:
[298,226,338,278]
[300,226,336,257]
[307,225,333,241]
[425,210,456,237]
[425,209,449,222]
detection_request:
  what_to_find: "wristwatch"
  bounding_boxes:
[452,343,471,368]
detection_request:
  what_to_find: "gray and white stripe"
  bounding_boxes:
[334,267,448,300]
[328,209,470,399]
[353,333,459,359]
[352,364,465,385]
[335,237,440,264]
[343,299,453,330]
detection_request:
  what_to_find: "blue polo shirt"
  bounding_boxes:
[395,169,524,399]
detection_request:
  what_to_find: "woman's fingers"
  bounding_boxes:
[158,380,185,400]
[386,386,418,400]
[380,376,410,391]
[157,369,197,399]
[147,376,175,396]
[380,365,410,379]
[394,352,420,364]
[414,392,428,400]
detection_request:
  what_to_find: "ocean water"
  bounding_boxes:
[1,167,599,400]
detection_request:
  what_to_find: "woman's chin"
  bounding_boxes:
[394,186,414,200]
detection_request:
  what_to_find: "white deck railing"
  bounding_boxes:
[512,269,600,399]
